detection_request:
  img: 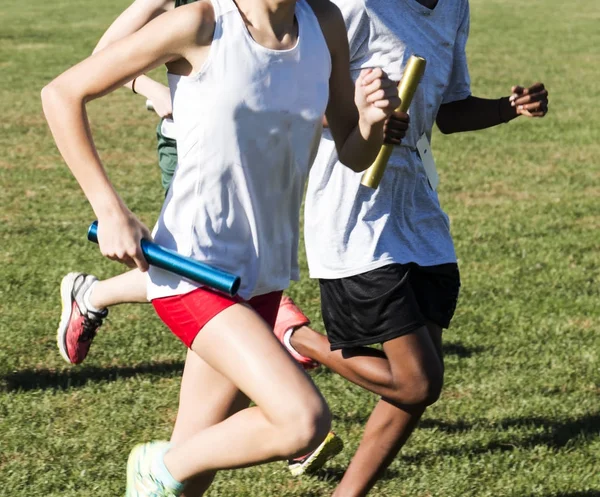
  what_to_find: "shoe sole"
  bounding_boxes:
[125,444,146,497]
[56,272,78,364]
[125,443,144,497]
[126,442,174,497]
[289,431,344,477]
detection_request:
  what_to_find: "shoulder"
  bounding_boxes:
[305,0,347,54]
[305,0,345,28]
[130,0,176,14]
[161,0,216,45]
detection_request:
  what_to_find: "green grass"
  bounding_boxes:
[1,0,599,495]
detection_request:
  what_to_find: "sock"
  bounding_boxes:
[83,281,104,314]
[152,445,185,493]
[283,327,301,355]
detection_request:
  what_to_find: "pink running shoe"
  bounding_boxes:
[274,296,319,370]
[57,272,108,364]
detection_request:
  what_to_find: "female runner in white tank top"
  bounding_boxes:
[41,0,400,494]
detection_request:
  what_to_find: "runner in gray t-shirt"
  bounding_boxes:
[277,0,549,495]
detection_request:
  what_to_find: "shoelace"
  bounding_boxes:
[78,314,104,343]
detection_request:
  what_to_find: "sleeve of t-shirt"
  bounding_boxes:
[442,0,472,104]
[338,0,370,68]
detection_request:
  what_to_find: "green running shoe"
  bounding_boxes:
[126,441,183,497]
[288,431,344,476]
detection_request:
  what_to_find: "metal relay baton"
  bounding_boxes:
[361,56,427,189]
[87,221,241,296]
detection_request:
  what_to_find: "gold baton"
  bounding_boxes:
[360,55,427,189]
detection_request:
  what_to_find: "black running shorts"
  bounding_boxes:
[319,263,460,351]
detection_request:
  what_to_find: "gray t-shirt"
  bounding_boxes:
[305,0,471,278]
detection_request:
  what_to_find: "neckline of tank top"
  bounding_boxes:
[402,0,445,16]
[166,0,304,80]
[229,0,303,55]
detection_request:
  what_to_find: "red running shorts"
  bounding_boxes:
[152,286,283,348]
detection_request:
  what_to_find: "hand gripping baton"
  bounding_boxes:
[361,55,427,189]
[87,221,241,296]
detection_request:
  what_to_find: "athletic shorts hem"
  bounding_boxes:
[309,257,458,280]
[426,311,453,329]
[329,321,424,351]
[320,263,460,349]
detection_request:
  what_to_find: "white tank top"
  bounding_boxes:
[147,0,331,300]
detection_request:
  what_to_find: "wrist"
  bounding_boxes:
[91,190,127,221]
[138,78,170,104]
[498,96,518,123]
[128,75,154,100]
[358,116,384,142]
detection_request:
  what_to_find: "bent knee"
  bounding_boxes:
[276,399,332,457]
[390,372,444,407]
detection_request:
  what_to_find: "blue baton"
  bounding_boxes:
[87,221,241,296]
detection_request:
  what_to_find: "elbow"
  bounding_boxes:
[41,78,81,116]
[41,81,60,113]
[40,82,52,104]
[352,163,370,173]
[41,80,67,120]
[435,117,455,135]
[338,153,368,173]
[41,77,66,104]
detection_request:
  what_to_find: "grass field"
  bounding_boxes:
[1,0,599,495]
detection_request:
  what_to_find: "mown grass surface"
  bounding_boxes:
[1,0,599,495]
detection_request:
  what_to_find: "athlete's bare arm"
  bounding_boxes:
[42,3,215,271]
[94,0,176,117]
[309,0,400,172]
[95,0,174,52]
